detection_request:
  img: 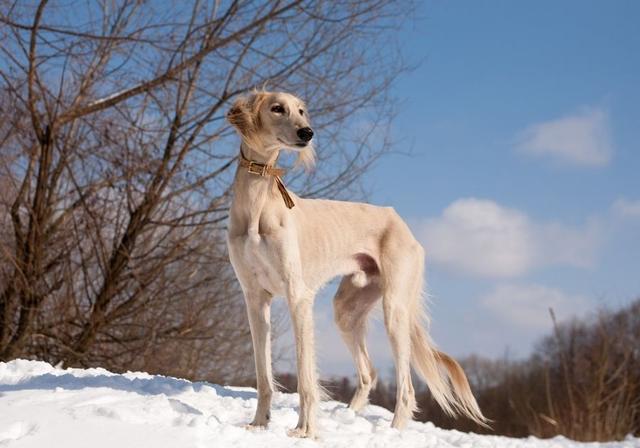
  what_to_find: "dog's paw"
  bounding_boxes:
[245,411,270,430]
[287,427,316,439]
[244,422,267,431]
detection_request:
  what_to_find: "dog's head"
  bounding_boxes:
[227,91,315,169]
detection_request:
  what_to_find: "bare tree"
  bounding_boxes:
[0,0,408,382]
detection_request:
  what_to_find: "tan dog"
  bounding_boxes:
[226,91,487,438]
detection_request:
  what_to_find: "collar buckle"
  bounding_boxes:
[247,161,268,176]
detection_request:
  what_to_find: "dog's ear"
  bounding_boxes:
[227,96,252,137]
[227,93,268,142]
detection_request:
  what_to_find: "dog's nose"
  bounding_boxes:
[297,127,314,142]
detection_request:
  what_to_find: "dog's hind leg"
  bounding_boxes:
[333,275,381,411]
[380,239,424,429]
[382,291,416,429]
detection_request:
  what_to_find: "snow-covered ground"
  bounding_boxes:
[0,360,637,448]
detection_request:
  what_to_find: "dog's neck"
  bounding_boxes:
[239,141,280,166]
[230,142,287,237]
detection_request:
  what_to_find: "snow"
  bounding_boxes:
[0,360,638,448]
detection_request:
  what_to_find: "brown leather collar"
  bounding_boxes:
[238,151,295,209]
[239,151,286,177]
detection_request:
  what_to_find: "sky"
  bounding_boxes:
[276,0,640,378]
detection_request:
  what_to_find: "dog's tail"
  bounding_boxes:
[410,303,489,427]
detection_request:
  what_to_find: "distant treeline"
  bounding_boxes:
[278,298,640,442]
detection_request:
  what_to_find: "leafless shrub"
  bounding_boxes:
[525,303,640,440]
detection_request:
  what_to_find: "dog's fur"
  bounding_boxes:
[226,91,487,438]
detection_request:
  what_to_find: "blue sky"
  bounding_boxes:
[277,0,640,377]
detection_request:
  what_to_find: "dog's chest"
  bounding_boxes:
[238,232,288,296]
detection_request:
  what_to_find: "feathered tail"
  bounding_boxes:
[409,307,489,427]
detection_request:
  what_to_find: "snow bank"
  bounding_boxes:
[0,360,637,448]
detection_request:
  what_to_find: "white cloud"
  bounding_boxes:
[481,283,591,330]
[612,198,640,219]
[516,107,613,167]
[419,198,600,278]
[421,199,534,277]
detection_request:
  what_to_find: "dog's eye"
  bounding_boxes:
[271,104,285,114]
[299,109,304,116]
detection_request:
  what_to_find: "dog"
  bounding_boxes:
[226,90,487,438]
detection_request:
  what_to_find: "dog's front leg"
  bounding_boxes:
[245,290,274,428]
[286,292,319,439]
